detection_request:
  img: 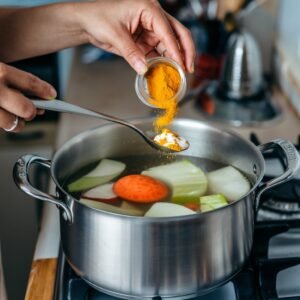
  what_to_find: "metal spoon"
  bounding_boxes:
[32,99,188,153]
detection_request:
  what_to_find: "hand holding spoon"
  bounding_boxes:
[32,99,189,153]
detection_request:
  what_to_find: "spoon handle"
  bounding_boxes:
[32,99,136,129]
[32,99,177,153]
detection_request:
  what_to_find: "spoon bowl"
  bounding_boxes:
[32,99,189,153]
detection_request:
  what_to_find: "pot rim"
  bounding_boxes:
[52,117,265,221]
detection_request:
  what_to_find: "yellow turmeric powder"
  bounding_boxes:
[146,63,180,131]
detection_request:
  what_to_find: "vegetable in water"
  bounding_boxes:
[184,203,200,211]
[82,183,118,203]
[113,174,169,203]
[145,202,196,217]
[119,201,151,215]
[80,198,144,216]
[200,194,228,212]
[142,160,207,204]
[207,166,250,201]
[68,159,126,192]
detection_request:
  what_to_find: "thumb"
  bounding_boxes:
[116,31,148,74]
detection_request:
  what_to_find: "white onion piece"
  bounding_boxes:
[68,159,125,192]
[207,166,250,202]
[82,183,118,202]
[145,202,196,217]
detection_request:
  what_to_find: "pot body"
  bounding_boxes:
[60,191,255,299]
[13,118,300,299]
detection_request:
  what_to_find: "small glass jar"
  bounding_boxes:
[135,57,187,108]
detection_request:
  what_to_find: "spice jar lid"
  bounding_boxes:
[135,57,187,108]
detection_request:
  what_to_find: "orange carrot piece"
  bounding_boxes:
[113,174,169,203]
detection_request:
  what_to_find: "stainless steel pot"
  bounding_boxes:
[13,119,300,299]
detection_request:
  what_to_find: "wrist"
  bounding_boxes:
[65,2,90,45]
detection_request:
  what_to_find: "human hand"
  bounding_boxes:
[0,63,57,132]
[76,0,195,74]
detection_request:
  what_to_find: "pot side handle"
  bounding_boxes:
[13,154,72,222]
[256,139,300,209]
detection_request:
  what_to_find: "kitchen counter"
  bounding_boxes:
[24,50,300,300]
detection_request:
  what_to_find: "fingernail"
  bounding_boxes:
[135,60,148,75]
[48,86,57,99]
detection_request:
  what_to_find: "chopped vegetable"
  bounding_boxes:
[120,201,151,216]
[68,159,126,192]
[184,203,200,211]
[113,174,169,203]
[200,194,228,212]
[80,198,144,216]
[207,166,250,201]
[142,160,207,204]
[145,202,196,217]
[82,183,118,203]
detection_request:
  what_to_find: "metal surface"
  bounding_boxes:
[219,30,263,99]
[194,81,282,127]
[13,155,72,222]
[13,118,300,299]
[256,139,300,209]
[269,228,300,259]
[277,264,300,298]
[32,99,180,153]
[54,251,238,300]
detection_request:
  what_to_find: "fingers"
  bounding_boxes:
[148,6,184,70]
[165,14,196,73]
[0,63,57,99]
[37,109,45,115]
[114,30,148,74]
[0,63,52,133]
[0,88,37,121]
[0,109,25,133]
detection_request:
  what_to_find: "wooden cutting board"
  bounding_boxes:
[25,259,57,300]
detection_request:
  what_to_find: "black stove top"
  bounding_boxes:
[53,134,300,300]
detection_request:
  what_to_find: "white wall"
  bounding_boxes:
[277,0,300,81]
[241,1,278,73]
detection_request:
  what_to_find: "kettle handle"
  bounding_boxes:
[13,154,72,223]
[256,139,300,209]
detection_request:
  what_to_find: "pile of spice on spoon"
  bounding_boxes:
[153,128,189,152]
[145,62,189,152]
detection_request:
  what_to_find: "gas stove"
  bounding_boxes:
[53,134,300,300]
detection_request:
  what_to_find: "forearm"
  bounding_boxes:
[0,3,87,62]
